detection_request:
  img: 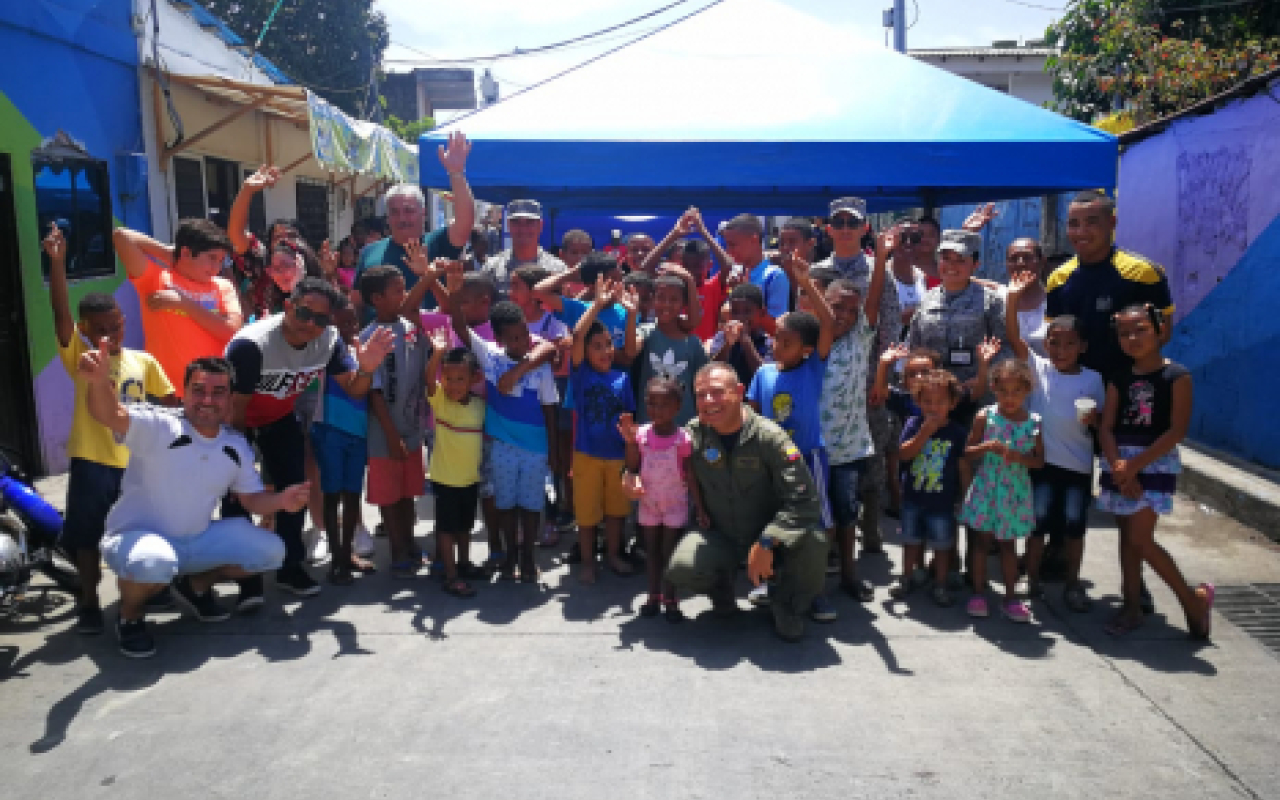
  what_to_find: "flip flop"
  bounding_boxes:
[1192,582,1216,640]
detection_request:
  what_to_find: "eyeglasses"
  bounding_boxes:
[829,217,863,230]
[293,306,331,327]
[1008,253,1041,264]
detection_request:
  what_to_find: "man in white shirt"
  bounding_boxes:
[81,343,310,658]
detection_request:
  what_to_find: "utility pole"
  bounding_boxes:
[883,0,907,53]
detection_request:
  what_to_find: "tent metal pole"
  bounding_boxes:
[893,0,906,53]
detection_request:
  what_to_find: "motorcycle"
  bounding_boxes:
[0,447,79,616]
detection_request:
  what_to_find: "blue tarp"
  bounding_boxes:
[422,0,1116,215]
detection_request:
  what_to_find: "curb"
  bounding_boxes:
[1179,441,1280,540]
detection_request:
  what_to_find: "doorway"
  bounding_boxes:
[0,154,43,473]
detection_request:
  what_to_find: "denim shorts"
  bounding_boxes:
[828,458,870,528]
[310,423,367,495]
[102,518,285,585]
[899,503,956,549]
[1032,463,1093,540]
[62,458,124,551]
[490,439,548,511]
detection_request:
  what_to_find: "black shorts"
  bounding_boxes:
[432,482,479,534]
[61,458,124,551]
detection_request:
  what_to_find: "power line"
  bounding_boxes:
[437,0,725,129]
[999,0,1064,10]
[387,0,694,66]
[387,24,667,66]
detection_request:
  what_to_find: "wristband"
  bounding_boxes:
[447,170,465,178]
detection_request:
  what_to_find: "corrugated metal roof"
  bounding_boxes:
[170,0,293,85]
[1119,65,1280,146]
[910,47,1057,58]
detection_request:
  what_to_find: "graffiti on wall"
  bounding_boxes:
[1175,146,1250,318]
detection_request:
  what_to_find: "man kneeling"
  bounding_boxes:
[80,344,308,658]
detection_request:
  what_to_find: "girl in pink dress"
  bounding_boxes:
[618,377,692,622]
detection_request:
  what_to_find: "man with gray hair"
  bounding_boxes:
[721,213,790,317]
[481,199,567,295]
[354,130,475,311]
[815,197,901,554]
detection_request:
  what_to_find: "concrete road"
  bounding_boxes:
[2,493,1279,799]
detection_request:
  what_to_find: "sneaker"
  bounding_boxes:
[144,586,176,612]
[909,567,931,590]
[966,595,990,618]
[276,566,321,598]
[809,595,838,623]
[307,530,329,565]
[931,585,953,607]
[76,604,105,635]
[1063,583,1092,613]
[174,576,231,623]
[354,524,376,558]
[889,579,913,600]
[747,583,771,607]
[116,618,156,659]
[555,510,576,531]
[946,570,966,592]
[235,576,265,614]
[1002,599,1032,623]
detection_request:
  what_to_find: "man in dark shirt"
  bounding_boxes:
[1046,190,1174,379]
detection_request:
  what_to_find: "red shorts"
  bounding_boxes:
[366,449,426,506]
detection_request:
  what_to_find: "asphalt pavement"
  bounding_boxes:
[3,491,1279,800]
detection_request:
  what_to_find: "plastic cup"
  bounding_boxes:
[1075,397,1096,423]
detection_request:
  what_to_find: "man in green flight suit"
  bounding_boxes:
[625,362,828,642]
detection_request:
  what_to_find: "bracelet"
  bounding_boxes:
[447,170,465,178]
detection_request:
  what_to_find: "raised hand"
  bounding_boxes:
[356,325,395,373]
[318,239,338,277]
[977,336,1001,364]
[1007,269,1038,296]
[437,130,471,175]
[880,341,910,365]
[277,482,312,513]
[617,284,641,315]
[780,249,810,282]
[77,336,115,383]
[723,320,744,346]
[616,412,639,443]
[244,165,281,192]
[877,227,900,262]
[962,203,998,232]
[42,222,67,262]
[402,238,432,277]
[443,259,465,293]
[428,326,451,353]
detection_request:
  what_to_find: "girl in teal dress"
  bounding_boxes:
[960,359,1044,623]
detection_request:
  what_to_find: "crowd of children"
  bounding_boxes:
[44,185,1215,647]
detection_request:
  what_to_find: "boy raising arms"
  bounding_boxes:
[44,224,176,634]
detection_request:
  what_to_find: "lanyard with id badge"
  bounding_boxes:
[941,287,980,369]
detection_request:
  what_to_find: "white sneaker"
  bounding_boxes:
[354,524,376,558]
[748,583,771,607]
[307,529,329,565]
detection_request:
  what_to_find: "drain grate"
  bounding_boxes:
[1214,584,1280,658]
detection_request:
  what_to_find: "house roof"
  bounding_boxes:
[909,47,1057,58]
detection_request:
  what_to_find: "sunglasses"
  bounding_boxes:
[1008,253,1041,263]
[829,217,863,230]
[293,306,331,327]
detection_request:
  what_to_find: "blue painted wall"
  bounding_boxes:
[938,193,1072,282]
[1167,214,1280,468]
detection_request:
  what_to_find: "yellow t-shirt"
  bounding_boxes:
[57,335,175,469]
[427,390,485,488]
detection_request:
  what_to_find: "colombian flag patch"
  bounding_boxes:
[783,443,801,462]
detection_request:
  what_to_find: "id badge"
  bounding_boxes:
[948,348,973,367]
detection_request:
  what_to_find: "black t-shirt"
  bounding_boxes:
[1108,361,1190,445]
[1045,248,1174,381]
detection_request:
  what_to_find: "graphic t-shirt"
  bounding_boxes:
[555,297,628,351]
[899,418,968,511]
[106,405,262,538]
[747,352,827,452]
[569,362,634,460]
[635,324,709,426]
[355,228,462,310]
[469,329,558,453]
[1108,360,1190,446]
[1028,353,1105,474]
[226,314,354,428]
[130,257,241,392]
[820,318,876,464]
[427,390,485,487]
[58,336,175,469]
[362,317,432,457]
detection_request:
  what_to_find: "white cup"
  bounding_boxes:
[1075,397,1096,423]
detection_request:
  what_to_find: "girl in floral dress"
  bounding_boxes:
[960,359,1044,622]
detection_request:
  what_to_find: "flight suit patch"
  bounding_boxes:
[735,456,760,469]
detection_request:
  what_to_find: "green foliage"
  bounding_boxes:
[1046,0,1280,123]
[202,0,389,118]
[384,114,436,143]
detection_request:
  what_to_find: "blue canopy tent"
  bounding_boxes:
[421,0,1116,217]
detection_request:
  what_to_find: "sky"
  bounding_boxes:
[377,0,1064,121]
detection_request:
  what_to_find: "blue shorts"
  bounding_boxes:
[310,423,367,495]
[801,448,833,530]
[899,503,956,549]
[62,458,124,551]
[1032,464,1093,540]
[490,439,547,511]
[101,518,285,585]
[828,458,870,528]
